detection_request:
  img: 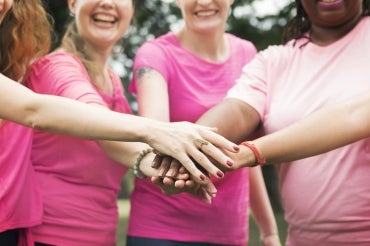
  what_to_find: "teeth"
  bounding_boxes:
[321,0,336,2]
[94,14,115,23]
[196,10,216,17]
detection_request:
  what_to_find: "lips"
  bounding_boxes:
[93,13,116,24]
[195,10,218,17]
[317,0,343,9]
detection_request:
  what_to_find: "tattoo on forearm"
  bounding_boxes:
[135,67,154,81]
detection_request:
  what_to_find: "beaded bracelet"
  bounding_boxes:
[133,148,152,179]
[240,141,266,166]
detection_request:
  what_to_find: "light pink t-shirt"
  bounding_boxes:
[129,33,257,245]
[228,17,370,245]
[25,52,131,246]
[0,121,42,233]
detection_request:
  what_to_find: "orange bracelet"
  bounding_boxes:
[240,141,266,166]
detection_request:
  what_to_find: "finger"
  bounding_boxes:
[151,176,163,185]
[197,187,212,205]
[198,126,240,153]
[165,159,181,178]
[151,155,164,169]
[152,149,164,156]
[158,156,172,177]
[175,172,189,180]
[163,176,175,186]
[175,153,217,194]
[201,179,217,198]
[174,179,186,189]
[185,179,195,187]
[179,166,187,174]
[188,147,225,180]
[200,141,234,170]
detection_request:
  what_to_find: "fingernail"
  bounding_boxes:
[227,160,234,167]
[234,145,240,151]
[200,174,206,181]
[216,171,224,178]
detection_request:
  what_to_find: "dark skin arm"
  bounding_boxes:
[197,98,261,149]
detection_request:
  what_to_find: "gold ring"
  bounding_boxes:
[196,138,209,150]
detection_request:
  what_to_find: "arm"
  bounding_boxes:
[0,73,238,187]
[198,98,280,243]
[249,167,280,245]
[233,92,370,167]
[196,98,261,144]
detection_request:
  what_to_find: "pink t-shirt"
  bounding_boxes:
[129,33,257,245]
[25,52,131,246]
[0,121,42,233]
[228,17,370,245]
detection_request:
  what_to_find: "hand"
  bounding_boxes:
[261,234,281,246]
[151,176,214,205]
[147,121,239,189]
[152,155,217,196]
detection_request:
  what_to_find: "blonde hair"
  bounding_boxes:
[61,21,101,82]
[0,0,52,81]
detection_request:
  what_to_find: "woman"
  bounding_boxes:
[128,0,280,245]
[193,0,370,245]
[23,0,235,245]
[0,0,237,245]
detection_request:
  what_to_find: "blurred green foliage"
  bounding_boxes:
[43,0,294,85]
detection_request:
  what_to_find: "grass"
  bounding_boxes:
[116,199,287,246]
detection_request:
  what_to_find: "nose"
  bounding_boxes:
[100,0,115,8]
[197,0,212,5]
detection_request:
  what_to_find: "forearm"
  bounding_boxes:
[254,94,370,165]
[233,93,370,168]
[98,140,160,177]
[249,167,279,238]
[197,98,260,143]
[0,74,155,142]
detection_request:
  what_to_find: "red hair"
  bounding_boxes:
[0,0,52,81]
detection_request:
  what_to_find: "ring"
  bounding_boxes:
[195,138,209,150]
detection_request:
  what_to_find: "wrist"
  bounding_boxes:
[133,148,153,179]
[261,233,280,245]
[240,141,266,167]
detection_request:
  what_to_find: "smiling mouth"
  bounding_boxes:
[93,14,116,24]
[319,0,338,2]
[195,10,218,17]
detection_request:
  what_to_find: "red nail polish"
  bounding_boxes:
[227,160,234,167]
[200,174,206,181]
[217,171,224,178]
[234,145,240,151]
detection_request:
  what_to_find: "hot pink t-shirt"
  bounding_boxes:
[228,17,370,245]
[129,33,257,245]
[0,121,42,233]
[25,52,131,246]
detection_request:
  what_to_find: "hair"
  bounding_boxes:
[282,0,370,44]
[60,20,101,81]
[0,0,52,81]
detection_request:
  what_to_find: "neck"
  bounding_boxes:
[310,15,363,46]
[176,27,229,63]
[83,46,113,94]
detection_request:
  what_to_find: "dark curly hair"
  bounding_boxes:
[282,0,370,45]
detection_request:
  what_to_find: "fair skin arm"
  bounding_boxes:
[232,92,370,168]
[0,73,237,190]
[135,68,233,176]
[196,98,280,244]
[134,67,223,199]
